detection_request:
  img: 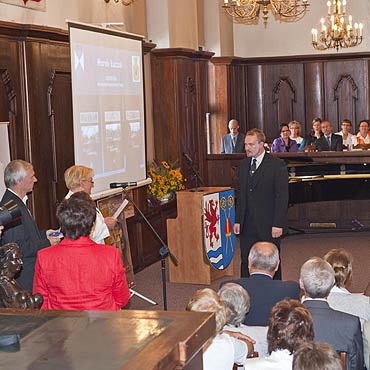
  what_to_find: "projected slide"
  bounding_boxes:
[69,24,146,194]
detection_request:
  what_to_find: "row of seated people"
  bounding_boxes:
[187,242,369,370]
[271,118,370,153]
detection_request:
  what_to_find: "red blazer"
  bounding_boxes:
[33,236,130,310]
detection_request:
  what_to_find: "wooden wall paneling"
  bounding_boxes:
[208,59,230,154]
[25,40,71,229]
[246,64,264,131]
[47,70,74,226]
[304,62,325,136]
[263,63,305,140]
[324,59,369,130]
[0,36,25,160]
[229,64,248,133]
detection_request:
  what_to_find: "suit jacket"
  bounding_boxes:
[0,189,50,291]
[315,133,343,151]
[221,132,246,154]
[236,153,289,239]
[303,300,364,370]
[224,274,300,326]
[33,236,130,310]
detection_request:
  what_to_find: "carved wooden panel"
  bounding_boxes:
[324,59,369,131]
[263,63,305,140]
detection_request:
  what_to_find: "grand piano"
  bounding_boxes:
[206,151,370,232]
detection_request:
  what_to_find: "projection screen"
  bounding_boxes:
[69,21,147,195]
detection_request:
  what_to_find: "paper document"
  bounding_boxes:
[113,199,129,219]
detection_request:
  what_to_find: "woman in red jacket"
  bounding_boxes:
[33,191,130,310]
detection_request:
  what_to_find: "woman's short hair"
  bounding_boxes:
[186,288,229,332]
[289,120,301,129]
[4,160,33,188]
[293,342,342,370]
[323,248,353,288]
[56,191,96,240]
[279,123,290,134]
[218,283,250,326]
[0,243,20,272]
[267,299,314,354]
[64,165,93,191]
[312,117,322,125]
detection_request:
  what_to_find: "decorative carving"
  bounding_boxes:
[333,74,358,100]
[1,69,17,116]
[273,77,296,103]
[0,243,43,309]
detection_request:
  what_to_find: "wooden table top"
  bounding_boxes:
[0,309,215,370]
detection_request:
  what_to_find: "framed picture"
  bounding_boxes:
[0,0,46,11]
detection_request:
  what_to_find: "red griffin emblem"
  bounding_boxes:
[23,0,41,4]
[204,199,220,247]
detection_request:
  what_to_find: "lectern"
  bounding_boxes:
[168,187,234,284]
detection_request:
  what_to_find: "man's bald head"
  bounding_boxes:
[248,242,280,276]
[228,119,239,137]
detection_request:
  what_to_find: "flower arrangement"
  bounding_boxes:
[147,160,186,201]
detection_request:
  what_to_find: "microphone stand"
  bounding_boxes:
[183,155,204,192]
[121,188,178,311]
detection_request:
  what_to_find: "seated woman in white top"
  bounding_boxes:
[324,248,370,326]
[186,288,250,370]
[352,120,370,147]
[64,165,117,244]
[289,120,304,145]
[218,282,268,357]
[246,299,314,370]
[336,119,354,148]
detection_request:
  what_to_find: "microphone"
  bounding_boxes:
[110,182,137,189]
[183,152,193,165]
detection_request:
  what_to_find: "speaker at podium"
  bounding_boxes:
[167,187,235,284]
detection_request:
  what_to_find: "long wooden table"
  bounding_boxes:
[0,309,215,370]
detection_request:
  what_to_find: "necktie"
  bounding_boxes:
[250,158,257,176]
[326,135,331,147]
[232,136,237,147]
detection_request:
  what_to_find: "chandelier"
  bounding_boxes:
[311,0,363,51]
[104,0,135,5]
[222,0,310,26]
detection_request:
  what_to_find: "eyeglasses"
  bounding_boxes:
[83,178,94,184]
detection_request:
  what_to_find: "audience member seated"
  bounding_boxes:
[336,119,354,148]
[324,248,370,326]
[33,192,130,310]
[0,243,43,308]
[218,282,269,357]
[315,121,343,152]
[289,120,304,146]
[300,257,364,370]
[292,342,343,370]
[301,117,322,150]
[352,120,370,148]
[271,123,299,153]
[246,299,314,370]
[186,288,249,370]
[64,165,117,244]
[223,242,300,326]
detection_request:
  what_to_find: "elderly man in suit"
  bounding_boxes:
[0,160,60,291]
[221,119,246,154]
[300,257,364,370]
[234,128,289,279]
[222,242,300,326]
[316,120,343,151]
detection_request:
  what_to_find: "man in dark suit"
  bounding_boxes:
[222,241,300,326]
[0,160,60,291]
[234,128,289,278]
[316,120,343,151]
[221,119,246,154]
[300,257,364,370]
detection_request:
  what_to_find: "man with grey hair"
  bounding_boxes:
[0,160,60,291]
[300,257,364,370]
[222,242,299,326]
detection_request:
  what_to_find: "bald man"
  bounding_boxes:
[315,120,343,152]
[221,119,246,154]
